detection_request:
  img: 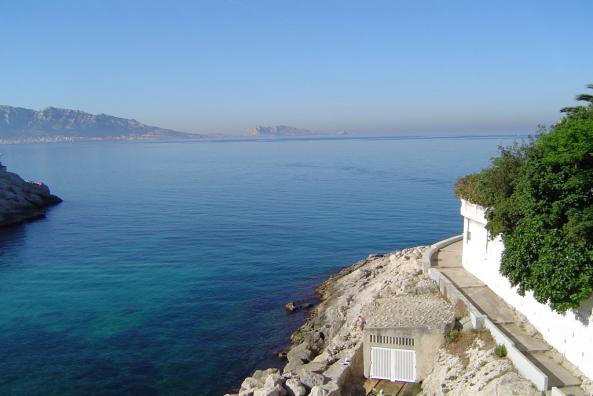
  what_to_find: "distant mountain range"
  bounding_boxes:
[246,125,347,137]
[0,105,202,143]
[0,105,347,143]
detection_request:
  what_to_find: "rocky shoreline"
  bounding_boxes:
[0,163,62,227]
[227,246,540,396]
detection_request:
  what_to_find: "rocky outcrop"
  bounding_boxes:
[0,164,61,226]
[421,337,539,396]
[227,246,542,396]
[227,248,431,395]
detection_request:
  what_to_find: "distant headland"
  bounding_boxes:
[0,105,346,144]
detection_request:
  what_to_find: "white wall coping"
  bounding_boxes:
[460,198,487,225]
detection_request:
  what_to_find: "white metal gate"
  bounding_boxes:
[370,347,416,382]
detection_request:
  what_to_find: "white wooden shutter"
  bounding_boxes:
[370,347,416,382]
[370,347,392,380]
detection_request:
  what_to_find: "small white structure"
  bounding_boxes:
[364,327,446,383]
[367,329,418,382]
[363,295,453,383]
[460,199,593,380]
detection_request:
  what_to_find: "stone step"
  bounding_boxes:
[499,323,551,352]
[526,351,582,388]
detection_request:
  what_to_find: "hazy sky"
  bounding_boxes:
[1,0,592,134]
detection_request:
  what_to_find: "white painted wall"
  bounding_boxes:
[460,199,593,381]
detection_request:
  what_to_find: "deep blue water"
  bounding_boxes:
[0,135,522,395]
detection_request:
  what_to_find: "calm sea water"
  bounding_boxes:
[0,135,521,395]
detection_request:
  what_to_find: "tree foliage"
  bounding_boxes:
[455,85,593,313]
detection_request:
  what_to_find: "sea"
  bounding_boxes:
[0,134,523,395]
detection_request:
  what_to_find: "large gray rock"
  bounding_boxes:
[253,384,287,396]
[299,361,328,374]
[294,369,327,389]
[287,342,314,364]
[307,383,341,396]
[240,377,262,392]
[240,368,281,395]
[284,342,315,372]
[0,165,61,226]
[309,386,328,396]
[264,373,284,389]
[284,378,306,396]
[319,382,341,396]
[252,368,280,383]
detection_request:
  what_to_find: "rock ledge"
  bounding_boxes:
[0,164,62,226]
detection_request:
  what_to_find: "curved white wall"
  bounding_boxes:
[460,199,593,380]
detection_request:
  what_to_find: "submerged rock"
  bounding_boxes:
[0,163,61,226]
[285,301,298,313]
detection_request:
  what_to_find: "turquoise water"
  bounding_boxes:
[0,135,521,395]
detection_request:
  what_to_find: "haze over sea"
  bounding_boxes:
[0,135,521,395]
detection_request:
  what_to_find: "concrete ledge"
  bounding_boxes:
[423,236,549,392]
[422,234,462,274]
[428,266,487,330]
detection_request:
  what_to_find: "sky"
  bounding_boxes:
[1,0,592,135]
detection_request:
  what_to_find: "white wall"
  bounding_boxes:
[460,199,593,381]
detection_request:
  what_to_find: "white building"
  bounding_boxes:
[460,199,593,380]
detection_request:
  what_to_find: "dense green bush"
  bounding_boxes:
[455,85,593,313]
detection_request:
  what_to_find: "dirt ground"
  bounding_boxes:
[363,378,422,396]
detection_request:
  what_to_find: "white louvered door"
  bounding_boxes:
[370,347,416,382]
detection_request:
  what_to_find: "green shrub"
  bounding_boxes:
[445,328,460,344]
[454,173,486,206]
[494,344,507,358]
[455,84,593,313]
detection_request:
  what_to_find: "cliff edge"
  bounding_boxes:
[0,163,62,226]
